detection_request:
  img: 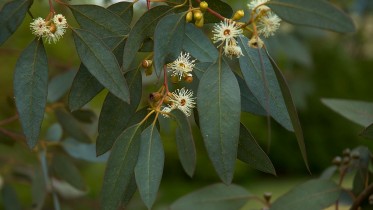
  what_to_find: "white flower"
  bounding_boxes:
[248,0,270,13]
[170,88,196,117]
[212,19,243,48]
[53,14,68,26]
[44,24,67,44]
[248,36,264,48]
[224,43,243,59]
[167,52,196,81]
[257,12,281,38]
[161,106,174,118]
[30,17,49,37]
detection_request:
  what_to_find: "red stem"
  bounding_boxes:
[48,0,55,13]
[194,0,225,21]
[147,0,151,10]
[163,65,169,93]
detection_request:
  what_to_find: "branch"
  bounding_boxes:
[350,183,373,210]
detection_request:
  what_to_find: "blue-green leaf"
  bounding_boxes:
[72,28,130,103]
[236,75,266,115]
[31,167,46,210]
[51,155,86,191]
[55,108,91,143]
[47,70,76,103]
[107,1,133,26]
[0,0,32,45]
[101,123,142,210]
[135,125,164,209]
[1,184,22,210]
[197,58,240,184]
[62,138,109,163]
[14,39,48,148]
[266,0,355,33]
[360,123,373,139]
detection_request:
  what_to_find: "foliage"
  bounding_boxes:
[1,0,371,209]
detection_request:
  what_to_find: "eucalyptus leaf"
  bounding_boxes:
[238,124,276,175]
[135,125,164,209]
[31,167,46,210]
[270,179,341,210]
[47,70,76,103]
[45,123,63,142]
[62,138,109,163]
[55,108,91,143]
[1,184,22,210]
[193,62,213,79]
[170,183,250,210]
[14,39,48,148]
[71,109,96,123]
[197,58,240,184]
[51,155,86,191]
[72,28,130,103]
[360,123,373,139]
[266,0,355,33]
[236,75,266,116]
[101,123,142,210]
[170,109,196,177]
[107,1,133,25]
[0,0,32,45]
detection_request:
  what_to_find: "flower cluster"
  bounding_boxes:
[30,14,68,44]
[162,88,196,117]
[167,52,196,81]
[248,0,281,38]
[212,19,243,59]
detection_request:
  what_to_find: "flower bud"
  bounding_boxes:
[149,92,162,102]
[248,36,264,48]
[342,148,351,157]
[263,192,272,202]
[194,16,204,28]
[142,59,153,68]
[171,75,179,83]
[184,75,193,83]
[193,10,203,21]
[332,156,342,166]
[351,151,360,160]
[232,10,245,21]
[186,11,193,22]
[199,1,208,12]
[163,96,171,104]
[49,22,57,33]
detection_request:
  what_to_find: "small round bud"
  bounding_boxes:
[342,148,351,157]
[193,10,203,21]
[186,11,193,22]
[351,151,360,160]
[149,92,162,102]
[263,192,272,202]
[342,156,350,165]
[194,16,204,28]
[184,75,193,83]
[171,75,179,83]
[369,194,373,205]
[332,156,342,166]
[199,1,208,12]
[248,36,264,48]
[142,59,153,68]
[232,10,245,21]
[49,22,57,33]
[163,96,171,104]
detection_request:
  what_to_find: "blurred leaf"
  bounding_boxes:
[45,123,63,142]
[321,99,373,127]
[267,52,310,172]
[32,167,46,210]
[55,108,91,143]
[270,179,341,210]
[351,147,371,196]
[68,64,103,111]
[0,0,32,45]
[170,183,250,210]
[237,36,293,131]
[101,123,142,210]
[122,5,173,71]
[153,13,185,76]
[319,166,337,180]
[62,138,109,163]
[51,155,86,191]
[236,75,266,116]
[192,0,233,23]
[47,70,76,103]
[1,184,22,210]
[183,23,218,63]
[360,123,373,139]
[170,109,196,177]
[71,109,96,123]
[266,0,355,33]
[69,4,130,38]
[238,124,276,175]
[51,178,86,199]
[14,39,48,148]
[135,125,164,209]
[96,70,141,156]
[107,1,133,26]
[197,58,240,184]
[72,28,130,103]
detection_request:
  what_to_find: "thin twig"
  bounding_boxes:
[0,115,18,126]
[194,0,225,21]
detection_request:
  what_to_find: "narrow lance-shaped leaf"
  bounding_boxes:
[237,35,293,131]
[135,125,164,209]
[170,109,196,177]
[14,39,48,148]
[360,123,373,139]
[101,123,142,210]
[267,52,310,172]
[51,155,86,191]
[31,167,47,210]
[266,0,355,33]
[1,184,22,210]
[107,1,134,26]
[197,58,241,184]
[47,70,76,103]
[72,28,130,103]
[0,0,32,45]
[55,108,91,143]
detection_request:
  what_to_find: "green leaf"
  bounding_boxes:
[267,52,310,172]
[0,0,32,45]
[122,5,173,71]
[238,124,276,175]
[319,166,337,180]
[183,23,218,63]
[153,13,185,76]
[107,1,133,26]
[1,184,22,210]
[170,109,196,177]
[72,109,96,123]
[96,70,142,156]
[193,62,213,79]
[101,123,142,210]
[72,28,130,103]
[69,4,130,38]
[47,70,76,103]
[237,36,293,131]
[62,138,109,163]
[14,39,48,148]
[55,108,91,143]
[170,183,250,210]
[45,123,63,142]
[32,167,47,210]
[266,0,355,33]
[322,99,373,127]
[236,75,266,115]
[135,125,164,209]
[121,174,137,207]
[360,123,373,139]
[197,58,240,184]
[51,155,86,191]
[68,64,103,111]
[270,179,341,210]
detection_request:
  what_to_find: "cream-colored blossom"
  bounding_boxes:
[170,88,196,117]
[167,52,196,81]
[257,12,281,38]
[248,0,270,13]
[212,19,243,48]
[224,43,243,59]
[30,17,49,37]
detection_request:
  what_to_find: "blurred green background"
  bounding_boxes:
[1,0,373,209]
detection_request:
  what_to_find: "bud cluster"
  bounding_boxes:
[30,13,68,44]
